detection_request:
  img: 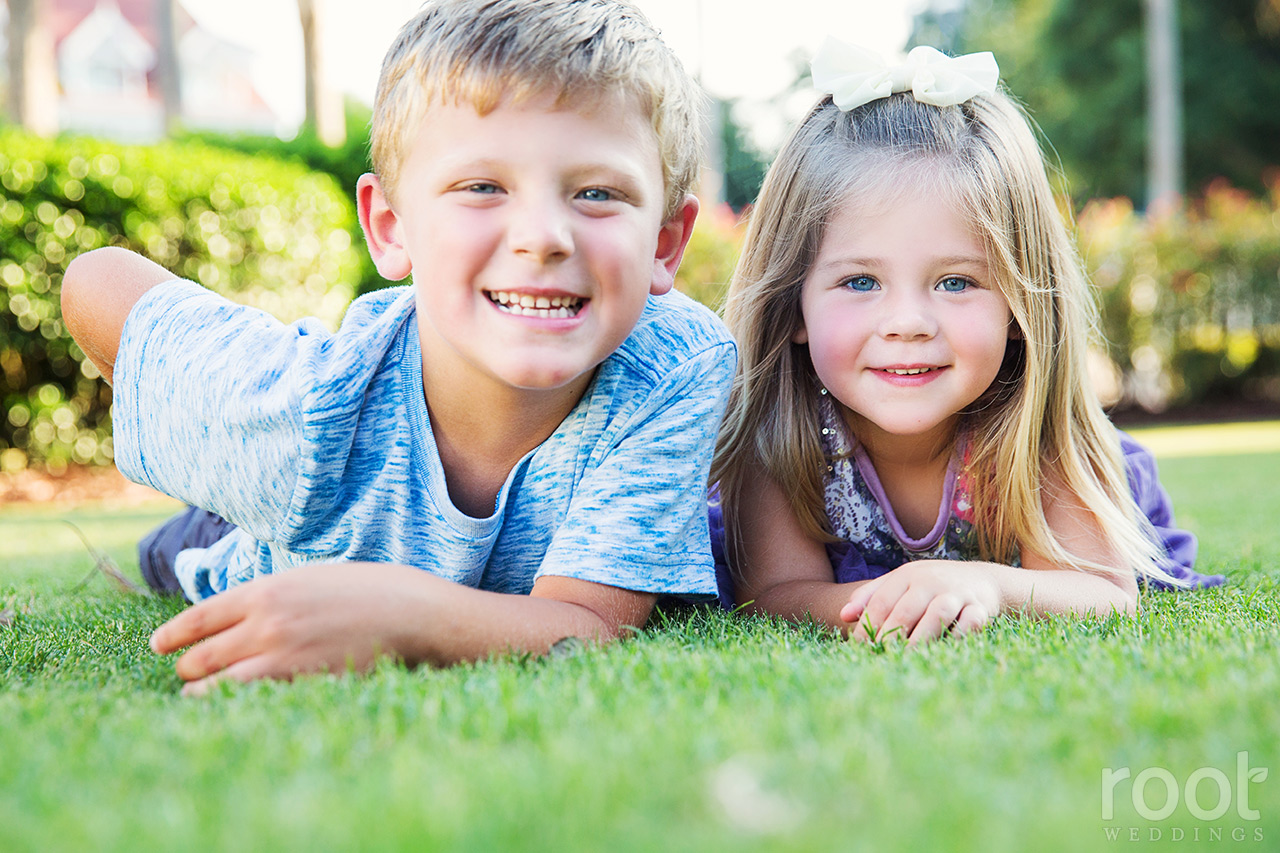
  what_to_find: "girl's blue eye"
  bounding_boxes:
[937,276,973,293]
[466,182,500,194]
[841,275,879,292]
[578,188,614,202]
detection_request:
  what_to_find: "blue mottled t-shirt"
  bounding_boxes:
[113,280,736,602]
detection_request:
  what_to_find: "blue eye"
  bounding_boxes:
[578,188,615,202]
[465,182,500,194]
[841,275,879,292]
[937,276,973,293]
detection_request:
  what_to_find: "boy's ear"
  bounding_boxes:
[649,194,700,296]
[357,173,413,281]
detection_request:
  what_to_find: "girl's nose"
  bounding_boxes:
[877,291,938,340]
[508,197,574,261]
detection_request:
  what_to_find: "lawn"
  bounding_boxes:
[2,423,1278,852]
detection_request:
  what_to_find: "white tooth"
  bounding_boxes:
[535,296,551,309]
[494,291,508,304]
[555,308,569,318]
[549,296,563,308]
[519,295,535,308]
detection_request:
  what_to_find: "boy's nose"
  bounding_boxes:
[508,198,574,261]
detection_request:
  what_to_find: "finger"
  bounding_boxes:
[172,617,261,682]
[906,594,964,647]
[876,586,938,644]
[952,603,991,637]
[151,592,248,654]
[180,654,285,697]
[854,574,913,642]
[839,578,885,624]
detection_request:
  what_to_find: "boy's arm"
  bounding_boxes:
[150,564,655,695]
[61,247,178,383]
[152,329,734,693]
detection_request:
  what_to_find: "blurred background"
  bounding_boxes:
[1,0,1278,477]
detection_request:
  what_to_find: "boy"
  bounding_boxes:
[60,0,735,695]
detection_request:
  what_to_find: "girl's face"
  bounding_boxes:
[794,187,1015,449]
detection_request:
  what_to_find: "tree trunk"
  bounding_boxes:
[297,0,345,146]
[6,0,58,135]
[1145,0,1184,212]
[155,0,183,136]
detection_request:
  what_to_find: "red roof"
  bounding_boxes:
[47,0,196,48]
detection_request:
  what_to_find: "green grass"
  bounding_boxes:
[3,424,1279,852]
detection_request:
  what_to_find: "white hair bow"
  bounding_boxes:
[810,39,1000,111]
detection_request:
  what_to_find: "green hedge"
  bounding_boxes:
[0,130,362,472]
[178,101,385,298]
[1080,180,1280,411]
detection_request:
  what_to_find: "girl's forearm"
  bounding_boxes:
[980,561,1138,618]
[743,579,871,634]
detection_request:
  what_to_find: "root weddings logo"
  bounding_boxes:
[1101,752,1267,843]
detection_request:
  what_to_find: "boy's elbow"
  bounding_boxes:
[61,251,106,358]
[60,250,94,325]
[60,248,177,383]
[61,247,127,333]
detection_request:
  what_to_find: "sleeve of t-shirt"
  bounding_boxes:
[112,279,324,542]
[535,339,737,599]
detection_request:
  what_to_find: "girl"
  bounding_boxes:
[710,41,1222,645]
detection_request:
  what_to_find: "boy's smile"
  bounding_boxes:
[359,89,694,405]
[485,290,585,320]
[794,184,1015,451]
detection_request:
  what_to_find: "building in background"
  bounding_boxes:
[1,0,281,140]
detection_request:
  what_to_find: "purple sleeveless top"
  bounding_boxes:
[710,399,1223,609]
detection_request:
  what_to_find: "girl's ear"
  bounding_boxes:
[357,174,413,281]
[792,322,809,345]
[650,194,700,296]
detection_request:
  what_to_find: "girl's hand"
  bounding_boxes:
[838,560,1000,646]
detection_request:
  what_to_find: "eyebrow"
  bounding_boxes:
[814,255,990,272]
[934,255,989,268]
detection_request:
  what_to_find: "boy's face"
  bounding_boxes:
[358,90,697,398]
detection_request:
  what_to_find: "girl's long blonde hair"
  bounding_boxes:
[711,90,1177,584]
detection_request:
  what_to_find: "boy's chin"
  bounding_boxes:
[493,361,600,393]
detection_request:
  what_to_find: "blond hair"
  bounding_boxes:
[370,0,702,220]
[712,91,1178,585]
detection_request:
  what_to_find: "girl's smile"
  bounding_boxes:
[871,364,949,386]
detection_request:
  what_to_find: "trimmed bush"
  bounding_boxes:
[674,201,743,313]
[179,101,385,298]
[0,130,362,472]
[1080,180,1280,411]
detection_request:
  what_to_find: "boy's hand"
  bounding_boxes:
[838,560,999,646]
[151,563,656,696]
[150,563,427,696]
